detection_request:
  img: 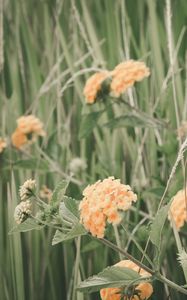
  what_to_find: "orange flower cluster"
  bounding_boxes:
[11,115,46,149]
[83,60,150,103]
[110,60,150,97]
[79,177,137,238]
[0,137,7,153]
[83,71,110,104]
[168,189,187,230]
[100,260,153,300]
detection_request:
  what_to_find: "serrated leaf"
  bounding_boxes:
[51,180,69,205]
[77,266,141,293]
[78,110,104,139]
[104,114,159,129]
[9,218,44,234]
[150,201,171,248]
[63,196,80,219]
[12,158,49,171]
[59,197,80,223]
[52,223,87,245]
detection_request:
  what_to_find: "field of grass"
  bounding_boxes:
[1,0,187,299]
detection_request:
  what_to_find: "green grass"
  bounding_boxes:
[1,0,187,299]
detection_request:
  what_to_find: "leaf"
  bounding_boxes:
[59,197,81,223]
[77,266,141,293]
[63,196,80,219]
[150,201,171,248]
[52,223,86,245]
[78,110,104,139]
[52,197,87,245]
[9,218,44,234]
[12,158,49,171]
[104,114,159,129]
[50,180,69,205]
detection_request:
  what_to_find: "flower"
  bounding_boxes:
[0,137,7,153]
[11,115,46,149]
[110,60,150,97]
[19,179,36,201]
[39,185,52,202]
[16,115,46,136]
[11,128,28,149]
[83,71,111,104]
[14,200,32,224]
[100,260,153,300]
[79,177,137,238]
[177,121,187,139]
[168,189,187,230]
[69,157,87,174]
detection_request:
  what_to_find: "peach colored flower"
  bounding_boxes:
[0,137,7,153]
[177,121,187,139]
[11,115,45,149]
[168,189,187,230]
[16,115,46,136]
[100,260,153,300]
[11,128,28,149]
[79,177,137,238]
[110,60,150,97]
[39,185,52,202]
[83,71,111,104]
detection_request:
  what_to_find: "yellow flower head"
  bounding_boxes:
[83,71,111,104]
[79,177,137,238]
[0,137,7,153]
[110,60,150,97]
[168,189,187,230]
[11,115,45,149]
[100,260,153,300]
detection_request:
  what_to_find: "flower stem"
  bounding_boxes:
[98,237,187,295]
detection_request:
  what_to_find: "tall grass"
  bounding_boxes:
[1,0,187,299]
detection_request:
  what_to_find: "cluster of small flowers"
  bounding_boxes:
[79,177,137,238]
[168,188,187,230]
[19,179,36,201]
[100,260,153,300]
[0,137,7,153]
[83,60,150,104]
[11,115,46,149]
[14,200,32,224]
[14,179,36,224]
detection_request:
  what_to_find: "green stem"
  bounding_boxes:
[72,236,81,300]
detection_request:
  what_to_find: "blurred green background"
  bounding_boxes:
[1,0,187,299]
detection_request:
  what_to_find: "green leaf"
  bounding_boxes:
[78,110,104,139]
[12,158,49,171]
[9,218,44,234]
[150,201,171,248]
[59,199,79,223]
[63,196,80,219]
[104,114,159,129]
[77,266,141,293]
[52,197,87,245]
[150,201,171,267]
[52,224,86,245]
[51,180,69,205]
